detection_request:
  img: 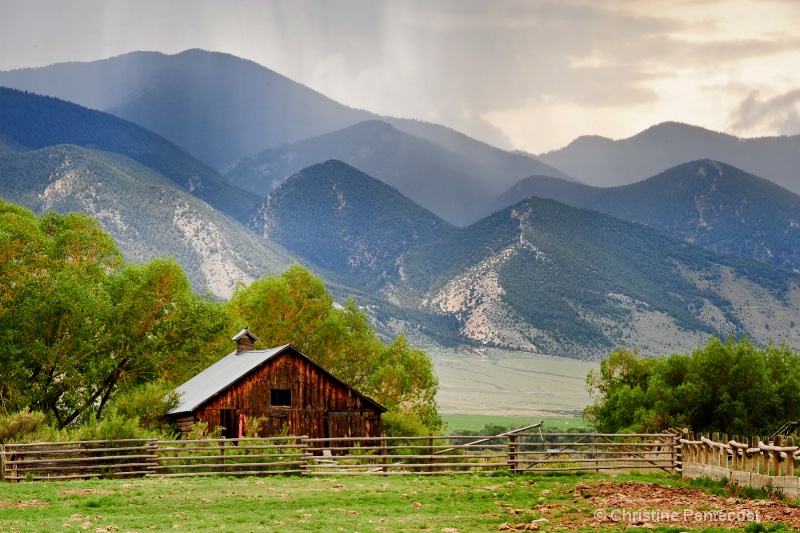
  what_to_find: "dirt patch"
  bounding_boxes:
[59,489,115,496]
[523,480,800,530]
[0,499,48,510]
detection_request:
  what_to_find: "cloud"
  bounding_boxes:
[730,89,800,136]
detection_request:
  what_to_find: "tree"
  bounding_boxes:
[0,200,228,426]
[229,264,441,433]
[585,336,800,435]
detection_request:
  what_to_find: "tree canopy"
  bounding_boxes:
[585,336,800,436]
[0,200,225,426]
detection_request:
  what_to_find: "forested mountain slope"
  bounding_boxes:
[0,86,257,220]
[494,160,800,271]
[253,161,800,358]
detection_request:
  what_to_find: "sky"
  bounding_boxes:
[1,0,800,154]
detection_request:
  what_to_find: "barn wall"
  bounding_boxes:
[192,351,382,440]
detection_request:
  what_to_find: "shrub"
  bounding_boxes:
[0,408,49,443]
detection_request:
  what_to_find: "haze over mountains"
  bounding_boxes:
[538,122,800,193]
[3,49,800,358]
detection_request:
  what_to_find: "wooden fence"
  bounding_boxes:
[1,432,679,482]
[681,432,800,499]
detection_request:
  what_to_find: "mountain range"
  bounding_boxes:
[494,160,800,272]
[3,50,800,359]
[538,121,800,193]
[0,49,568,226]
[251,160,800,358]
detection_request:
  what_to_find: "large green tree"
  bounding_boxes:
[585,336,800,436]
[229,264,441,432]
[0,200,227,426]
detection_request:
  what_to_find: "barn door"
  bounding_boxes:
[220,409,238,440]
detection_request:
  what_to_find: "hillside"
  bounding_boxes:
[494,160,800,271]
[254,163,800,358]
[230,120,563,226]
[0,86,258,221]
[538,121,800,193]
[0,89,294,297]
[249,160,458,290]
[0,50,374,169]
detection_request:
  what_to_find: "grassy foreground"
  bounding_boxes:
[0,472,778,533]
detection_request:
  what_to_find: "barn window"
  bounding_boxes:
[271,389,291,406]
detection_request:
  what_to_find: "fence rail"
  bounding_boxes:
[680,431,800,499]
[1,432,679,481]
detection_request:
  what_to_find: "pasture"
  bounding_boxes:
[0,472,791,532]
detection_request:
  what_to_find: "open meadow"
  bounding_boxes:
[0,472,795,533]
[429,347,597,418]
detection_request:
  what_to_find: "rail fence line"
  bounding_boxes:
[680,431,800,499]
[1,432,679,482]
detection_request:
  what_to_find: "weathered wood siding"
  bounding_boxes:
[191,350,382,440]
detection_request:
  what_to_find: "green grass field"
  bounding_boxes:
[0,472,781,533]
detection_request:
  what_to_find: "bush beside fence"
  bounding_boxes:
[1,432,679,481]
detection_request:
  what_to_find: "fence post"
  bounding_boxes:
[760,437,770,476]
[220,438,227,474]
[787,437,795,477]
[722,434,728,469]
[594,434,599,474]
[300,437,308,476]
[509,434,517,474]
[381,432,387,477]
[0,443,4,482]
[774,436,782,476]
[429,434,434,473]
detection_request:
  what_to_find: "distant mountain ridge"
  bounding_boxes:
[0,49,571,226]
[0,49,374,169]
[254,160,800,358]
[228,119,567,226]
[538,121,800,193]
[494,160,800,272]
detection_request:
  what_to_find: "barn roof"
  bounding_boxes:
[168,343,386,415]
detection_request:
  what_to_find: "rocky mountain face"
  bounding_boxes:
[494,160,800,271]
[0,86,257,221]
[252,161,800,359]
[538,122,800,194]
[0,88,292,297]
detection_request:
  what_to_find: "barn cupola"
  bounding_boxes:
[231,328,260,354]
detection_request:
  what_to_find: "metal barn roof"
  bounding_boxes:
[168,344,290,415]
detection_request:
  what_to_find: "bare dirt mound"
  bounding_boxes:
[527,480,800,530]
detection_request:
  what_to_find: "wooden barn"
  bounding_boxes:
[167,329,386,440]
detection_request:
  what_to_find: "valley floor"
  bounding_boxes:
[428,346,597,418]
